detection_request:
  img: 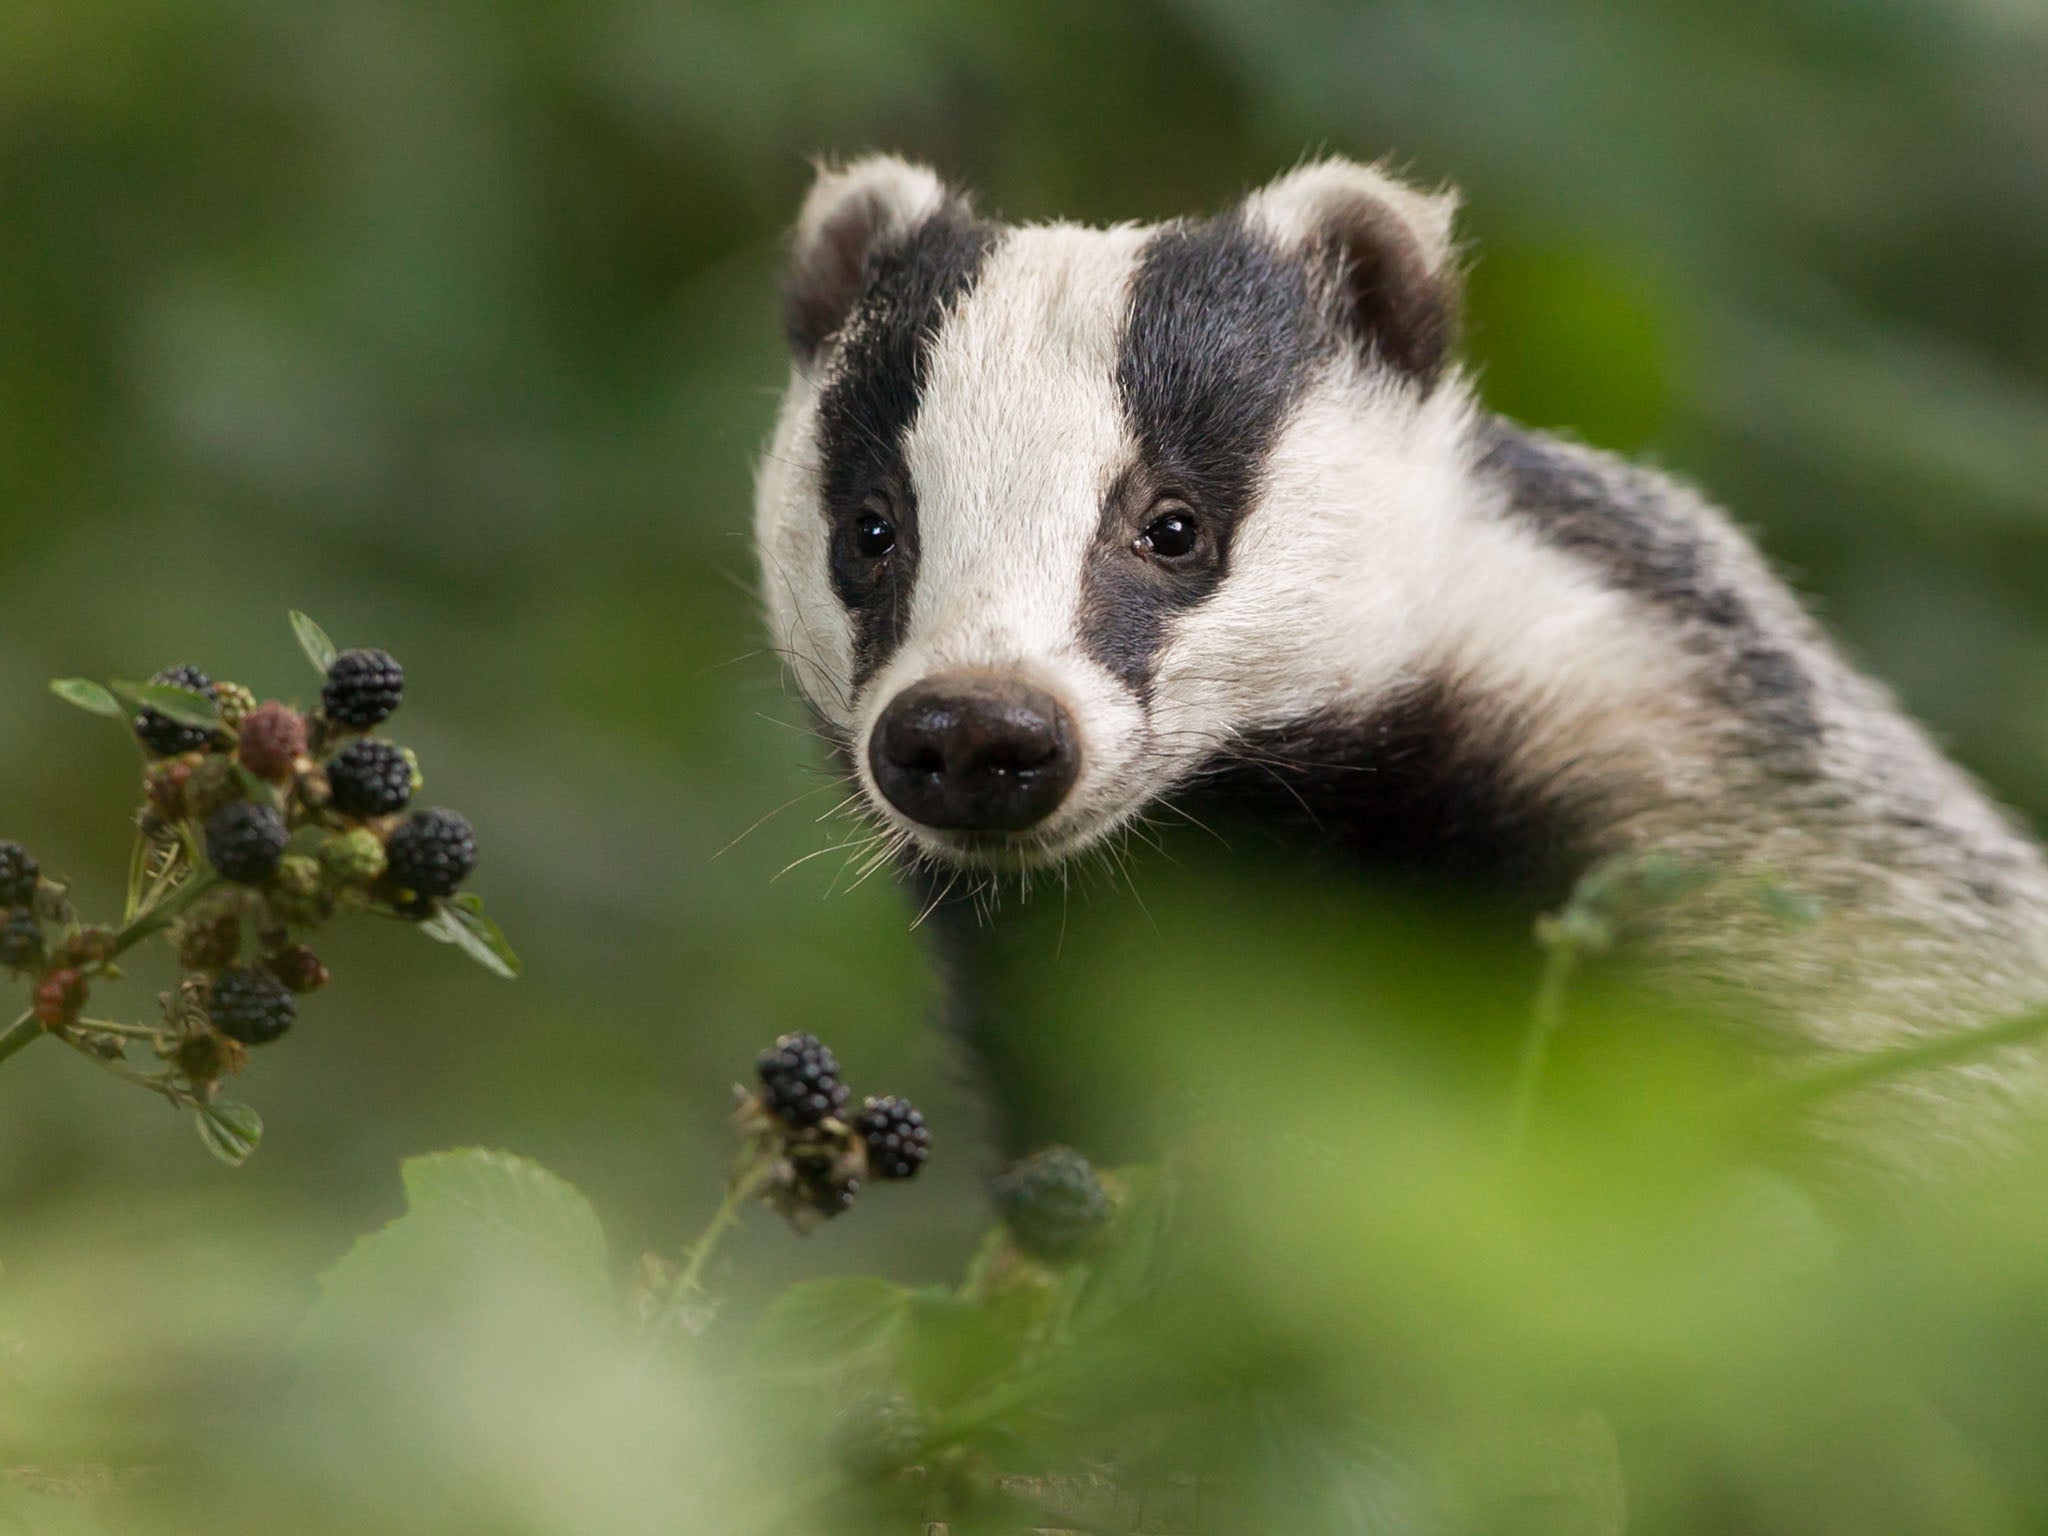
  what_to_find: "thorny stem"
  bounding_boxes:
[646,1153,776,1342]
[1739,1002,2048,1118]
[0,868,220,1076]
[1509,920,1594,1148]
[0,1010,38,1068]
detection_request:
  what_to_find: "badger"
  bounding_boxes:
[753,154,2048,1172]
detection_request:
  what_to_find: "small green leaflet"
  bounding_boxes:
[48,677,125,718]
[196,1100,264,1166]
[290,610,339,675]
[419,895,522,979]
[112,680,220,729]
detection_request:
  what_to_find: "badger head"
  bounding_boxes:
[755,156,1475,874]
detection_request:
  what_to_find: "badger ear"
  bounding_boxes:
[1244,158,1461,386]
[783,155,957,363]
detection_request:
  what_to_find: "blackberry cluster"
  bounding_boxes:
[855,1095,930,1180]
[326,739,412,818]
[322,648,404,729]
[992,1146,1110,1263]
[0,841,37,906]
[757,1032,851,1127]
[747,1032,930,1230]
[133,665,220,757]
[208,966,296,1045]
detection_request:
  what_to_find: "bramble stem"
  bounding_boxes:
[1741,1003,2048,1117]
[0,1010,39,1067]
[0,870,219,1079]
[1509,923,1589,1148]
[646,1155,775,1341]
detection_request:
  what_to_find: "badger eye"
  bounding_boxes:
[853,502,896,559]
[1137,505,1201,560]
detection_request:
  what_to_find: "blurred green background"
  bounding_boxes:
[4,0,2048,1527]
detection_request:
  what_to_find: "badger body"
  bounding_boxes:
[754,156,2048,1165]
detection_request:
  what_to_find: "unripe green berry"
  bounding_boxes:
[268,854,331,927]
[212,682,258,731]
[318,828,387,887]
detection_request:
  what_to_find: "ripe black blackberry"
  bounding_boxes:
[756,1031,850,1127]
[855,1095,931,1180]
[384,808,477,898]
[322,648,404,729]
[0,841,37,906]
[204,801,290,886]
[0,908,43,969]
[992,1146,1110,1263]
[208,966,297,1045]
[326,739,413,818]
[133,665,220,757]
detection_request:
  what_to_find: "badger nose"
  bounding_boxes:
[870,675,1080,833]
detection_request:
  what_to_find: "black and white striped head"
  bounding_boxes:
[756,155,1469,871]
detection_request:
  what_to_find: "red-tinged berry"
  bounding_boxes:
[238,702,307,783]
[855,1095,931,1180]
[33,968,88,1027]
[326,739,412,819]
[208,966,296,1045]
[322,648,404,729]
[0,908,43,970]
[133,665,220,757]
[265,944,330,994]
[384,808,476,898]
[992,1146,1110,1264]
[756,1031,850,1128]
[0,841,38,907]
[204,801,289,886]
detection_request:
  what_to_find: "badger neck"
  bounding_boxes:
[1181,414,1870,906]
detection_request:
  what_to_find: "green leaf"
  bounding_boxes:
[47,677,124,718]
[744,1276,914,1370]
[419,899,522,979]
[897,1291,1026,1412]
[290,610,339,674]
[196,1100,263,1166]
[311,1149,613,1326]
[111,680,220,729]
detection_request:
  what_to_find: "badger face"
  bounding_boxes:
[756,156,1467,872]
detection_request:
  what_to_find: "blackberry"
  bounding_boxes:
[0,908,43,969]
[855,1095,931,1180]
[0,841,37,906]
[327,739,412,818]
[384,808,476,898]
[756,1031,850,1127]
[992,1146,1110,1264]
[204,801,289,886]
[322,648,404,729]
[133,665,220,757]
[208,966,296,1045]
[237,702,307,783]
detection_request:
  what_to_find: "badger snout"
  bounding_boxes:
[869,674,1080,834]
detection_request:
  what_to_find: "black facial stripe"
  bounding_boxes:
[1476,419,1822,765]
[814,206,999,692]
[1082,213,1332,694]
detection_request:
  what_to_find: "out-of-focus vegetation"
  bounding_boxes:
[4,1,2048,1532]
